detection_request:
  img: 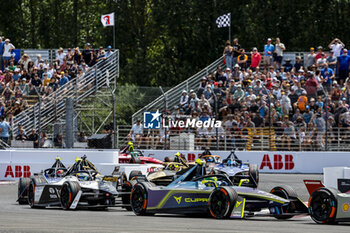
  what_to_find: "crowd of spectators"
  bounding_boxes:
[174,37,350,150]
[0,36,113,147]
[129,37,350,151]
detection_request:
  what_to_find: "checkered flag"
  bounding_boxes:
[216,13,230,28]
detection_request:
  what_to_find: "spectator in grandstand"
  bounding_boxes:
[237,49,248,70]
[326,51,337,71]
[54,134,64,148]
[34,54,42,67]
[264,38,274,69]
[82,43,93,66]
[316,53,327,70]
[77,131,88,142]
[249,47,261,71]
[315,46,327,61]
[59,72,69,87]
[3,39,15,69]
[232,38,241,66]
[56,48,66,65]
[305,47,316,70]
[329,38,345,57]
[274,38,286,70]
[222,40,233,69]
[337,49,350,86]
[305,72,318,99]
[27,128,39,148]
[15,128,27,142]
[0,116,10,145]
[127,119,143,147]
[105,45,113,57]
[292,56,303,73]
[0,37,4,71]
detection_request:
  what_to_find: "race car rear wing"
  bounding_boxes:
[303,180,324,195]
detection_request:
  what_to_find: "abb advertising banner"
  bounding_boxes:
[142,150,350,174]
[0,149,118,181]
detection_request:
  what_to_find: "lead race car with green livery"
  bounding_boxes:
[130,162,308,219]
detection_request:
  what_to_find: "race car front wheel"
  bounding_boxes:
[130,182,154,216]
[208,186,237,219]
[270,185,298,219]
[309,187,338,224]
[60,181,81,210]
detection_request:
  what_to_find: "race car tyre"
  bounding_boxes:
[248,164,259,188]
[270,185,298,219]
[130,182,154,216]
[309,187,339,224]
[28,177,45,208]
[208,186,237,219]
[18,177,30,204]
[129,170,142,180]
[121,180,137,211]
[60,181,81,210]
[129,156,141,164]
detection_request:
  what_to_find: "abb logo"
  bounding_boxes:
[187,153,196,162]
[260,154,294,170]
[4,165,31,178]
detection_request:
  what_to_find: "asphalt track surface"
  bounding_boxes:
[1,174,350,233]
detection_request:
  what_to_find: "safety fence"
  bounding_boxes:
[116,125,350,152]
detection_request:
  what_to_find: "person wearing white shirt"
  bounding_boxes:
[56,47,66,66]
[328,38,345,57]
[128,119,144,146]
[3,38,15,68]
[34,54,42,67]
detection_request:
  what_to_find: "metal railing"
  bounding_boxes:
[116,125,350,152]
[131,56,224,123]
[12,51,119,138]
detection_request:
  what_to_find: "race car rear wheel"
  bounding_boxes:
[209,186,237,219]
[309,187,338,224]
[270,185,297,219]
[60,181,81,210]
[129,170,142,180]
[18,177,30,204]
[248,164,259,188]
[130,182,154,216]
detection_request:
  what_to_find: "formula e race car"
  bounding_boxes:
[17,157,67,204]
[130,163,308,219]
[27,156,121,210]
[203,150,259,188]
[119,142,163,164]
[147,152,191,186]
[304,177,350,224]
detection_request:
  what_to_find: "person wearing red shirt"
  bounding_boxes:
[250,47,261,71]
[315,46,327,61]
[305,72,318,99]
[265,78,273,90]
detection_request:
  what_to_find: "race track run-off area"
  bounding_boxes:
[0,174,349,233]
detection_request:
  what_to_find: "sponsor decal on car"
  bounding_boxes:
[343,203,349,212]
[173,196,208,204]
